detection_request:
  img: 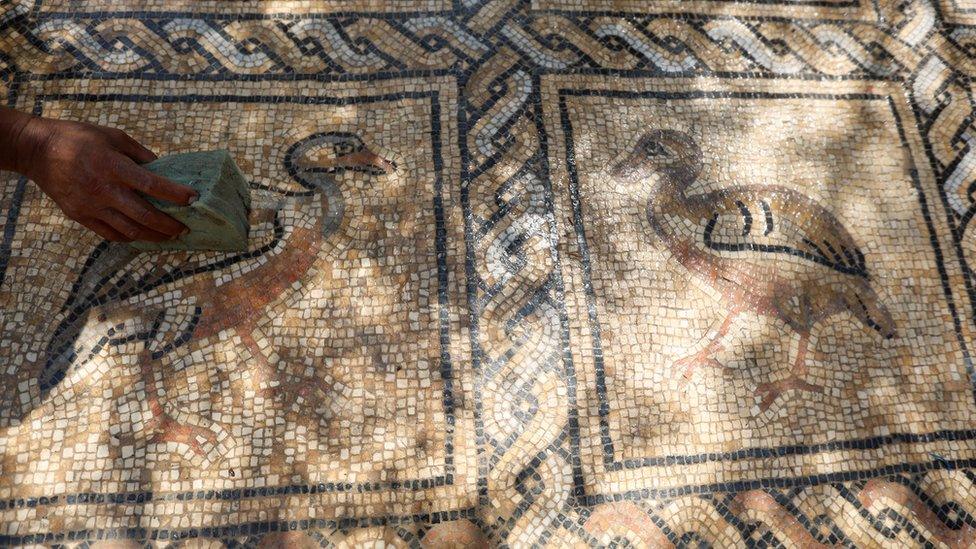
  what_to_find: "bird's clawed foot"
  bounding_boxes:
[754,376,823,412]
[146,408,219,458]
[671,342,729,388]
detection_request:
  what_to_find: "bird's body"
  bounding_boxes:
[611,129,895,411]
[650,184,895,338]
[34,133,395,464]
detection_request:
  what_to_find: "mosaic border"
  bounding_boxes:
[939,0,976,25]
[529,0,879,21]
[31,0,460,17]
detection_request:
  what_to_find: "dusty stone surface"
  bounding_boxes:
[3,0,976,546]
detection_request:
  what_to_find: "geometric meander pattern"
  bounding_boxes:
[2,0,976,546]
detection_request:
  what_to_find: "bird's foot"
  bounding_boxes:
[671,349,727,388]
[148,410,219,458]
[274,377,312,408]
[250,355,285,401]
[755,377,823,412]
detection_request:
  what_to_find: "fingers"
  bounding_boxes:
[83,151,194,242]
[104,127,157,164]
[99,208,172,243]
[110,156,198,206]
[108,187,187,238]
[79,217,129,242]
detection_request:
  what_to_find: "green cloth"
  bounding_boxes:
[130,150,251,252]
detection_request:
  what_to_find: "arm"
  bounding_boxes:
[0,107,39,175]
[0,106,197,242]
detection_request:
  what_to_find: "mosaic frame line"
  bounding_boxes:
[558,86,976,475]
[62,86,450,459]
[28,0,466,18]
[0,78,471,516]
[529,0,880,23]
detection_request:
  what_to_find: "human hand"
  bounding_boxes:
[15,115,197,242]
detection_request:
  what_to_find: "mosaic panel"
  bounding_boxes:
[0,75,477,535]
[543,74,976,500]
[530,0,878,20]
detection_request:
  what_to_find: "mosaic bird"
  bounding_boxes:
[610,129,896,411]
[36,132,395,462]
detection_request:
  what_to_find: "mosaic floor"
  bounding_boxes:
[2,0,976,546]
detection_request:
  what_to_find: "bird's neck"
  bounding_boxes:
[665,163,698,194]
[647,166,697,243]
[649,166,696,208]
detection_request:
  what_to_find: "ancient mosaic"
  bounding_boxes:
[2,0,976,546]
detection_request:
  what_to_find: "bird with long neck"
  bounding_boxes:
[610,129,896,412]
[33,133,395,462]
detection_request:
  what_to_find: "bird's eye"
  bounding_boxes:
[642,141,667,157]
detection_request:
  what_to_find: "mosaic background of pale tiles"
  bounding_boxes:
[3,0,976,546]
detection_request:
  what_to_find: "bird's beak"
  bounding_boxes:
[299,149,397,175]
[336,149,397,174]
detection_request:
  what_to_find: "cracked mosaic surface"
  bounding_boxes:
[3,0,976,546]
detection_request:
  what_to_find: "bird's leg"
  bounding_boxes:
[755,331,823,412]
[146,403,219,457]
[239,328,327,410]
[671,307,740,386]
[238,329,282,400]
[140,356,219,458]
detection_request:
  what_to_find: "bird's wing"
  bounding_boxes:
[694,186,869,279]
[40,211,286,397]
[57,211,285,316]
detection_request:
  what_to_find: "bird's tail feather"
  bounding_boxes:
[850,288,897,340]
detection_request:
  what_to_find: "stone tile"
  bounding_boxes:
[938,0,976,25]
